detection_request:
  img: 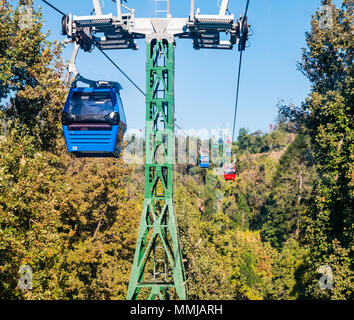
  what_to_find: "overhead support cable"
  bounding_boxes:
[243,0,250,17]
[41,0,66,16]
[97,48,146,97]
[175,123,188,136]
[231,0,250,142]
[41,1,145,95]
[232,50,243,142]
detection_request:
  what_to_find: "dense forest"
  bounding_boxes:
[0,0,353,300]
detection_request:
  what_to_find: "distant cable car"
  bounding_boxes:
[62,81,126,157]
[200,155,210,168]
[224,163,236,180]
[226,147,232,157]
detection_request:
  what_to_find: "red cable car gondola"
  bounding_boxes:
[224,163,236,180]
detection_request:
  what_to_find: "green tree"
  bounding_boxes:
[0,0,66,298]
[0,2,142,300]
[281,0,353,299]
[266,239,309,300]
[0,0,66,151]
[261,134,316,248]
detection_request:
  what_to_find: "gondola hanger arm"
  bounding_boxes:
[67,42,79,82]
[66,42,106,89]
[65,42,94,87]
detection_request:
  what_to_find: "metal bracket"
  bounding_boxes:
[63,1,245,51]
[218,0,229,15]
[66,42,96,87]
[65,41,122,92]
[92,0,103,15]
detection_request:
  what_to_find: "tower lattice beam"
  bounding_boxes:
[127,38,187,300]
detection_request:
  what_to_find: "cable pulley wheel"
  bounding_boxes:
[61,15,69,36]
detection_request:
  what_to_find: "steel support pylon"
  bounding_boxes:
[127,39,187,300]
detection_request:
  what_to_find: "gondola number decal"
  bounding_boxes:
[72,146,78,151]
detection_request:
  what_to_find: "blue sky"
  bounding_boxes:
[31,0,342,135]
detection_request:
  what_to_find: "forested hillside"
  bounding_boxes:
[0,0,352,300]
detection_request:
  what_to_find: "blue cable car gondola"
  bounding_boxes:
[200,155,210,168]
[62,81,126,158]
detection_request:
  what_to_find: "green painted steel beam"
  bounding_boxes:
[127,38,187,300]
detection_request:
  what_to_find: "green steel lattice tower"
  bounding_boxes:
[126,38,187,300]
